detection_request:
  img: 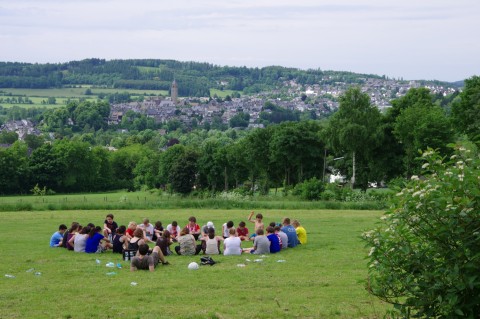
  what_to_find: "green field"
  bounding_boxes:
[210,88,238,98]
[0,207,390,318]
[0,87,169,109]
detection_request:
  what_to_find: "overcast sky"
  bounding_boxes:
[0,0,478,81]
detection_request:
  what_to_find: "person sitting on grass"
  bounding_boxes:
[201,221,215,237]
[167,221,181,241]
[222,220,235,239]
[138,218,154,242]
[244,229,270,255]
[274,225,288,250]
[156,230,173,256]
[130,244,169,272]
[50,224,67,247]
[281,218,299,248]
[112,225,128,254]
[126,221,137,240]
[66,222,81,250]
[68,225,90,253]
[236,221,249,241]
[85,226,112,253]
[266,226,281,253]
[223,228,242,256]
[292,219,307,245]
[175,227,201,255]
[186,216,201,240]
[247,211,264,240]
[152,221,164,241]
[127,228,146,253]
[103,213,118,241]
[201,228,223,255]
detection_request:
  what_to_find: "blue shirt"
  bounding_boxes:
[85,233,104,253]
[50,231,64,247]
[281,225,299,248]
[267,233,281,253]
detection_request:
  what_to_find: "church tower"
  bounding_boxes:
[171,79,178,105]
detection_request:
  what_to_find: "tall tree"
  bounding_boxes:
[451,76,480,143]
[392,88,454,176]
[325,87,383,189]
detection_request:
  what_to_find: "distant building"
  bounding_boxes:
[171,79,178,105]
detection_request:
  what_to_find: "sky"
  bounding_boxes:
[0,0,478,82]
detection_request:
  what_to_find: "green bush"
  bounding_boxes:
[363,144,480,318]
[293,177,325,200]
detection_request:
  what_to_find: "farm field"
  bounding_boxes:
[0,87,169,108]
[0,208,390,318]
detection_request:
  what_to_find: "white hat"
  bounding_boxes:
[207,221,214,228]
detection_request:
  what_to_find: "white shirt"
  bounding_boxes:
[223,236,242,255]
[138,223,154,240]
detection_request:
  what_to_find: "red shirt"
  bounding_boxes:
[237,226,249,237]
[186,223,200,234]
[126,228,134,237]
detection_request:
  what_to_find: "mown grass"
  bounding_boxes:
[210,88,239,98]
[0,209,389,318]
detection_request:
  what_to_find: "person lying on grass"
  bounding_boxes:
[130,244,169,272]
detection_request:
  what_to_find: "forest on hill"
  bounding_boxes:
[0,58,456,97]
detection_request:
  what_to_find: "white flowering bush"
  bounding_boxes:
[363,144,480,318]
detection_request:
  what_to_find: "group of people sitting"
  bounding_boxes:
[49,211,307,271]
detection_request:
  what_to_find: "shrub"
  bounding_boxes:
[294,177,325,201]
[363,144,480,318]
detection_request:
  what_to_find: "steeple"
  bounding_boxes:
[171,79,178,105]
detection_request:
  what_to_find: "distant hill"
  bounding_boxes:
[0,58,459,97]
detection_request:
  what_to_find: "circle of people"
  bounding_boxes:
[49,211,307,272]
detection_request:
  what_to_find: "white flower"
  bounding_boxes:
[368,247,376,256]
[458,174,464,181]
[422,163,430,169]
[411,175,419,181]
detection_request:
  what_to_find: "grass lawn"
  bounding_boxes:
[0,209,389,318]
[210,89,239,98]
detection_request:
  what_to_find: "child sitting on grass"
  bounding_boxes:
[247,211,264,240]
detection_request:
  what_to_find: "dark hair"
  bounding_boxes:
[269,222,276,227]
[87,223,95,228]
[106,213,114,219]
[88,226,98,238]
[283,218,291,225]
[188,216,196,223]
[266,226,274,234]
[229,228,236,235]
[208,228,215,239]
[138,244,149,256]
[162,230,170,238]
[172,221,178,227]
[274,225,281,232]
[256,213,263,219]
[155,221,163,229]
[239,221,246,227]
[256,229,264,235]
[117,225,126,235]
[227,221,234,228]
[59,224,68,230]
[69,222,80,233]
[80,226,90,235]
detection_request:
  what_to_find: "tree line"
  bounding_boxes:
[0,59,451,97]
[0,76,478,196]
